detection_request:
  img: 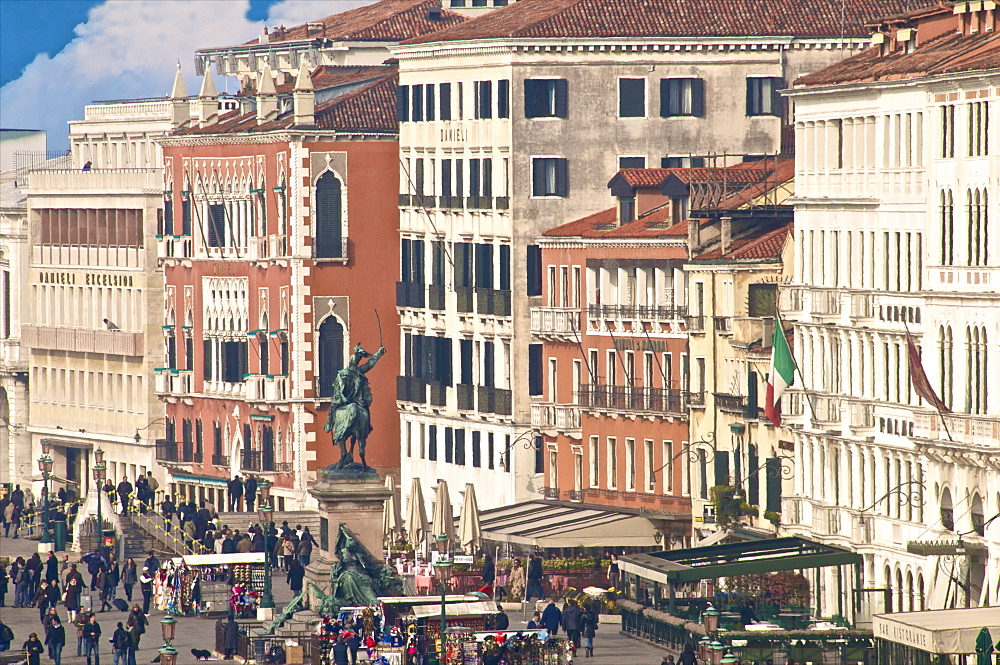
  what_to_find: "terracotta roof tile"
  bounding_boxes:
[405,0,937,44]
[269,65,395,94]
[693,222,791,261]
[175,72,398,136]
[542,205,688,240]
[251,0,466,45]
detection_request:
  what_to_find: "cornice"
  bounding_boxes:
[157,130,395,147]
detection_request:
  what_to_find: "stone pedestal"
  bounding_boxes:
[303,469,390,609]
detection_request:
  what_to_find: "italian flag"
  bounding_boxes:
[764,322,796,427]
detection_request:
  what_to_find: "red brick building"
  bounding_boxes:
[156,63,402,509]
[531,170,696,546]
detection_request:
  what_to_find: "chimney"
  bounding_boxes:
[720,216,732,256]
[169,62,190,130]
[428,1,442,20]
[259,26,269,44]
[256,64,279,125]
[197,71,219,127]
[292,61,315,127]
[687,218,700,257]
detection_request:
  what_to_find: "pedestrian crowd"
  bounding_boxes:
[1,485,82,540]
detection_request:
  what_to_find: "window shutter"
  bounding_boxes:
[531,158,544,196]
[692,78,705,117]
[497,79,509,118]
[439,83,451,121]
[766,458,782,512]
[524,80,538,118]
[555,158,569,197]
[770,77,784,118]
[746,78,755,116]
[455,159,464,198]
[432,241,444,285]
[659,79,670,117]
[203,339,213,381]
[412,84,423,122]
[401,238,412,282]
[714,451,731,487]
[441,160,452,198]
[437,337,452,385]
[208,203,225,247]
[469,159,481,198]
[480,81,492,119]
[455,429,465,465]
[748,445,759,506]
[196,420,204,456]
[526,244,541,296]
[314,173,342,258]
[482,159,493,197]
[528,344,543,395]
[182,199,191,235]
[259,334,268,375]
[499,244,510,290]
[164,200,174,231]
[460,339,473,385]
[425,83,435,121]
[396,85,409,122]
[445,428,454,463]
[554,79,569,118]
[413,239,425,283]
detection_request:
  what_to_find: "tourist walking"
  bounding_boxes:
[24,633,44,665]
[82,614,102,665]
[46,617,66,665]
[244,476,258,512]
[63,576,83,622]
[110,622,129,665]
[0,619,13,652]
[122,560,137,602]
[297,528,315,567]
[139,569,153,615]
[581,604,598,657]
[116,477,133,514]
[287,559,305,595]
[542,600,562,635]
[223,616,239,659]
[508,559,525,600]
[227,476,243,512]
[526,554,544,601]
[561,598,582,648]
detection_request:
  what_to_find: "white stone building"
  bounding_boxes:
[389,0,925,513]
[781,1,999,618]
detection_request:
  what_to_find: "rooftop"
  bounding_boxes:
[795,4,1000,87]
[404,0,937,44]
[241,0,466,46]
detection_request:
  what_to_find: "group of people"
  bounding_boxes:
[225,475,260,512]
[0,548,157,665]
[526,598,600,657]
[103,472,158,515]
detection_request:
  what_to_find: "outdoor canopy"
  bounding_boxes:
[873,608,1000,655]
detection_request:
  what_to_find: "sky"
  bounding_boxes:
[0,0,375,152]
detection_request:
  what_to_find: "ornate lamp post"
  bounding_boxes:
[38,440,54,547]
[158,615,178,665]
[708,640,725,665]
[92,448,107,551]
[256,479,275,609]
[433,533,452,665]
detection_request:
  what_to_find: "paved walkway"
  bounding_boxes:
[2,536,668,663]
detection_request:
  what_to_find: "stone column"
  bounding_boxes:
[303,469,391,609]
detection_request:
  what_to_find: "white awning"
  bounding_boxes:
[480,500,672,548]
[411,601,498,619]
[873,608,1000,654]
[180,552,266,566]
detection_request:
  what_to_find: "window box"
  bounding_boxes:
[429,380,447,407]
[428,283,445,311]
[456,286,474,313]
[478,385,495,413]
[457,383,475,411]
[495,196,509,210]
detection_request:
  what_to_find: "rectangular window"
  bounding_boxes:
[941,104,956,158]
[472,431,481,468]
[589,436,599,488]
[396,85,409,122]
[528,344,543,396]
[425,83,435,121]
[625,438,636,490]
[499,245,511,290]
[618,78,646,117]
[438,82,451,121]
[411,84,424,122]
[663,441,674,494]
[660,78,705,117]
[607,437,618,489]
[497,79,509,118]
[444,427,453,463]
[645,439,655,492]
[475,80,492,119]
[531,157,568,197]
[526,245,542,295]
[618,156,645,169]
[524,79,568,118]
[440,160,452,197]
[662,156,706,168]
[487,433,494,470]
[455,429,466,465]
[208,203,225,247]
[746,77,783,117]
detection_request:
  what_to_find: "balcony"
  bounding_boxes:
[396,281,425,309]
[850,401,875,431]
[850,292,876,320]
[29,167,162,193]
[812,395,842,425]
[567,490,583,502]
[0,339,27,371]
[496,196,510,210]
[714,392,745,415]
[926,265,1000,294]
[685,315,706,332]
[248,374,289,401]
[429,380,447,407]
[476,386,512,415]
[457,383,474,411]
[714,316,732,335]
[780,286,805,313]
[530,403,582,432]
[542,487,560,500]
[456,287,474,313]
[438,195,464,209]
[155,439,179,463]
[811,289,841,316]
[587,304,683,324]
[398,194,411,206]
[157,234,193,261]
[211,454,229,467]
[22,324,144,357]
[241,450,262,472]
[154,369,193,395]
[396,376,427,404]
[913,410,1000,444]
[475,288,511,317]
[428,284,446,310]
[577,384,690,416]
[530,307,581,340]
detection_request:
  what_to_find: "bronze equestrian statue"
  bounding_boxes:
[324,342,385,469]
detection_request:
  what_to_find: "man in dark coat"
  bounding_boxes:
[223,617,239,659]
[541,601,562,635]
[561,598,583,648]
[526,554,544,601]
[243,477,258,512]
[227,476,243,512]
[116,477,133,513]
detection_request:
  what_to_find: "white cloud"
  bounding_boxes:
[0,0,375,151]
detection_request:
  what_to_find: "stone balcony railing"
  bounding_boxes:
[247,374,290,401]
[530,306,581,339]
[22,324,144,356]
[29,168,162,193]
[154,369,193,394]
[925,265,1000,294]
[530,402,582,432]
[913,410,1000,445]
[0,338,27,370]
[157,234,193,260]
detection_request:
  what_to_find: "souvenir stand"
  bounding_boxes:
[156,552,267,616]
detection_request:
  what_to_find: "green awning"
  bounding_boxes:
[620,536,861,584]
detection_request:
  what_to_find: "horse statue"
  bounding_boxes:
[324,342,385,469]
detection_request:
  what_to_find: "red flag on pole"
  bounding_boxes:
[905,330,951,413]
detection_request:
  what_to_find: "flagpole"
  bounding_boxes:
[774,308,818,423]
[903,321,955,443]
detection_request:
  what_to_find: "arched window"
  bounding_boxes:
[315,172,343,258]
[972,492,985,536]
[940,487,954,531]
[939,326,953,409]
[905,570,914,612]
[917,572,925,611]
[317,317,344,398]
[941,189,954,264]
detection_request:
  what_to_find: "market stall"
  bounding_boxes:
[874,607,1000,665]
[154,552,268,617]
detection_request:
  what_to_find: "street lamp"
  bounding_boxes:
[709,640,725,665]
[433,533,452,665]
[38,441,54,546]
[256,479,275,609]
[158,615,178,665]
[92,448,107,551]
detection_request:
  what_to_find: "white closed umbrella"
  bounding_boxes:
[383,476,402,548]
[458,483,481,555]
[406,478,429,556]
[431,479,455,550]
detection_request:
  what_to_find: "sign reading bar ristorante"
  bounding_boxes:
[873,616,931,651]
